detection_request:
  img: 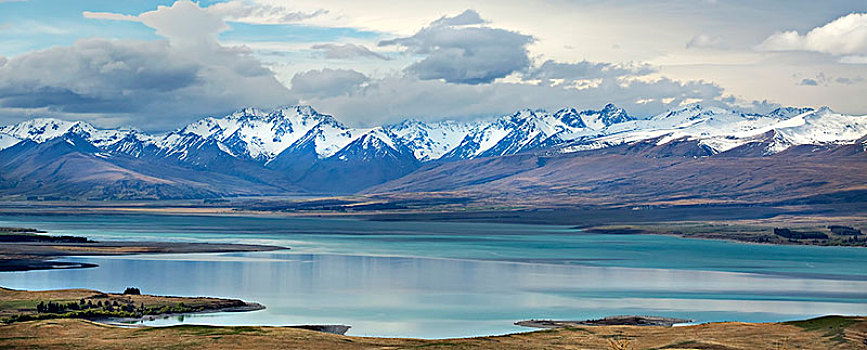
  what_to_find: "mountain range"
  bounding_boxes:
[1,104,865,202]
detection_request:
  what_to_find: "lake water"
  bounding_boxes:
[1,213,866,338]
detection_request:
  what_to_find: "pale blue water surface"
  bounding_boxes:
[1,214,866,338]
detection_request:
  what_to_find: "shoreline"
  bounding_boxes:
[0,203,864,248]
[100,301,266,324]
[0,287,356,336]
[0,287,264,323]
[0,240,289,272]
[515,316,693,329]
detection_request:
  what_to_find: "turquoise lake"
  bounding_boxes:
[1,213,866,338]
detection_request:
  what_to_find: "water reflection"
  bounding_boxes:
[3,251,866,338]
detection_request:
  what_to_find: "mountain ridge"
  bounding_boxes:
[2,104,865,162]
[1,103,865,199]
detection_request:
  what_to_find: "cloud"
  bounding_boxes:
[686,34,727,49]
[310,43,389,60]
[840,55,867,64]
[794,72,864,87]
[140,1,229,50]
[85,1,328,26]
[82,11,139,22]
[298,74,726,126]
[379,9,533,84]
[759,12,867,61]
[1,0,291,130]
[86,1,228,50]
[290,68,369,98]
[835,76,864,85]
[430,9,485,27]
[526,60,655,83]
[206,1,328,24]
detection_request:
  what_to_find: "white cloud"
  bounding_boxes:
[82,11,139,22]
[793,72,864,87]
[3,3,738,129]
[840,55,867,64]
[430,9,485,27]
[686,34,727,49]
[10,1,866,127]
[140,1,229,50]
[85,1,327,26]
[1,0,292,130]
[526,60,655,83]
[310,43,390,60]
[379,10,533,84]
[759,12,867,60]
[206,1,328,25]
[290,68,369,98]
[300,74,726,127]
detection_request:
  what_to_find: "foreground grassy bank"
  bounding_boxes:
[1,316,865,349]
[0,287,261,324]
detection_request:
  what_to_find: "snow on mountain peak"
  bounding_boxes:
[767,107,815,119]
[174,105,347,160]
[0,132,21,151]
[386,119,477,161]
[2,103,865,164]
[0,118,142,149]
[0,118,89,142]
[772,108,867,149]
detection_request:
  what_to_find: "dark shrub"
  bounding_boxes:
[829,225,861,236]
[123,287,141,295]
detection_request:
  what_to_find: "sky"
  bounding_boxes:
[0,0,865,130]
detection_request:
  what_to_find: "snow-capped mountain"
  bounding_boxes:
[0,118,151,152]
[384,119,478,161]
[1,103,865,198]
[557,105,867,156]
[2,104,866,161]
[159,106,405,163]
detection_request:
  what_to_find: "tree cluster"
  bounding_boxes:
[35,299,138,314]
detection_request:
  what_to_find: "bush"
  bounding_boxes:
[123,287,141,295]
[774,228,828,240]
[829,225,861,236]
